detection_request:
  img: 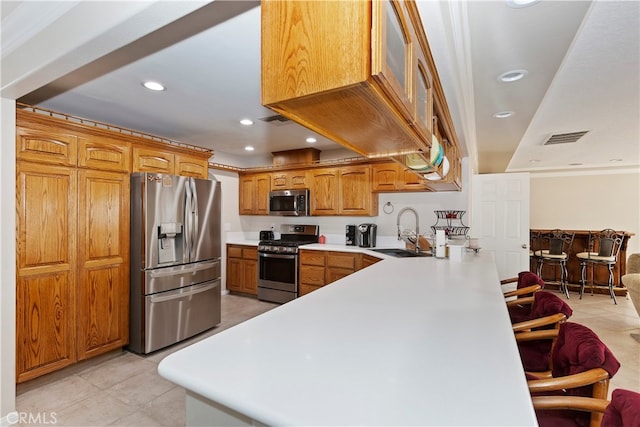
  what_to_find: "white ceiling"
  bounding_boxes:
[3,0,639,173]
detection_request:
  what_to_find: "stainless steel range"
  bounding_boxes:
[257,224,319,304]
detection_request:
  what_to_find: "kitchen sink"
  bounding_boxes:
[370,248,432,258]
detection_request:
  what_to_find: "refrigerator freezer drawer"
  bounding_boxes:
[144,259,220,294]
[143,279,221,354]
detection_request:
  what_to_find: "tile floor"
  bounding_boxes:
[14,291,640,427]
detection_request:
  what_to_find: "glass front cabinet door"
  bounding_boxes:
[372,0,416,123]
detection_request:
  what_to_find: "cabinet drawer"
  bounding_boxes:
[242,247,258,259]
[327,252,357,269]
[300,266,325,286]
[227,246,243,258]
[300,251,325,266]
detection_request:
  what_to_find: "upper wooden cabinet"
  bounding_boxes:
[270,170,309,190]
[175,153,210,178]
[16,125,78,166]
[372,161,431,192]
[132,146,174,174]
[309,165,378,216]
[239,173,270,215]
[78,135,130,172]
[261,0,449,159]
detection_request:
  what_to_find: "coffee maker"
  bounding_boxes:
[345,225,357,246]
[357,223,377,248]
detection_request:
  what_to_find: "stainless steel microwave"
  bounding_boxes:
[268,189,310,216]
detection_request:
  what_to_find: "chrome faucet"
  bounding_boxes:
[397,207,420,253]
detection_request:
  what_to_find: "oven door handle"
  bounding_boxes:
[259,253,297,260]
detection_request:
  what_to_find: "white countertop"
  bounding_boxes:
[158,251,536,426]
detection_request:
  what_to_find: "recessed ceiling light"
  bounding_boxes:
[609,158,623,162]
[244,146,254,151]
[493,111,514,119]
[142,81,165,91]
[497,69,528,83]
[240,119,253,126]
[528,159,540,163]
[506,0,540,8]
[568,162,583,166]
[306,137,317,143]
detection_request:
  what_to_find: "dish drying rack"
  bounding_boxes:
[430,210,470,237]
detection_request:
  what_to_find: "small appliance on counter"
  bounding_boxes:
[259,230,274,241]
[357,223,377,248]
[345,225,357,246]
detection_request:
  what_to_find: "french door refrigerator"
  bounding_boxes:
[129,172,221,354]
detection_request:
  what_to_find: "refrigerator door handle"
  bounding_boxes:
[190,178,199,260]
[147,260,220,278]
[149,280,220,303]
[184,179,193,259]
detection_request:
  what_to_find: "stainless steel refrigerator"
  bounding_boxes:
[129,172,221,354]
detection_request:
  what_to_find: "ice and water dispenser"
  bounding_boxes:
[158,222,183,264]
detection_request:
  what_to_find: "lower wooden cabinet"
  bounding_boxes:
[226,245,258,295]
[362,254,382,268]
[299,250,364,296]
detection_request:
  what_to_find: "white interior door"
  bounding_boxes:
[471,173,530,280]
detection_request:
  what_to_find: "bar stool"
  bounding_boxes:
[529,230,542,272]
[535,229,575,299]
[577,229,625,304]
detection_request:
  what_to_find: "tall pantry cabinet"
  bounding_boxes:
[15,108,212,382]
[16,114,130,382]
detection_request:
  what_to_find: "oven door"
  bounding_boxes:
[258,252,297,292]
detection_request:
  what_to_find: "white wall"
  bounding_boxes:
[0,99,17,422]
[530,169,640,256]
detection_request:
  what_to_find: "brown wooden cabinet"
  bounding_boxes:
[132,146,174,174]
[262,0,433,157]
[309,165,377,216]
[78,135,130,172]
[239,173,270,215]
[362,254,382,268]
[372,161,431,192]
[226,245,258,295]
[175,153,209,178]
[16,161,77,382]
[262,0,463,193]
[270,170,309,190]
[299,250,363,296]
[76,169,129,360]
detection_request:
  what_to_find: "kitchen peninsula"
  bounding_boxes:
[158,252,537,426]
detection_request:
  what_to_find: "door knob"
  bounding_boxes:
[521,244,528,249]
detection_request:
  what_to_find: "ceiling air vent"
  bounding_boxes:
[543,131,589,145]
[259,114,291,126]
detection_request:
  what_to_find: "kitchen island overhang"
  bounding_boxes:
[158,251,537,426]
